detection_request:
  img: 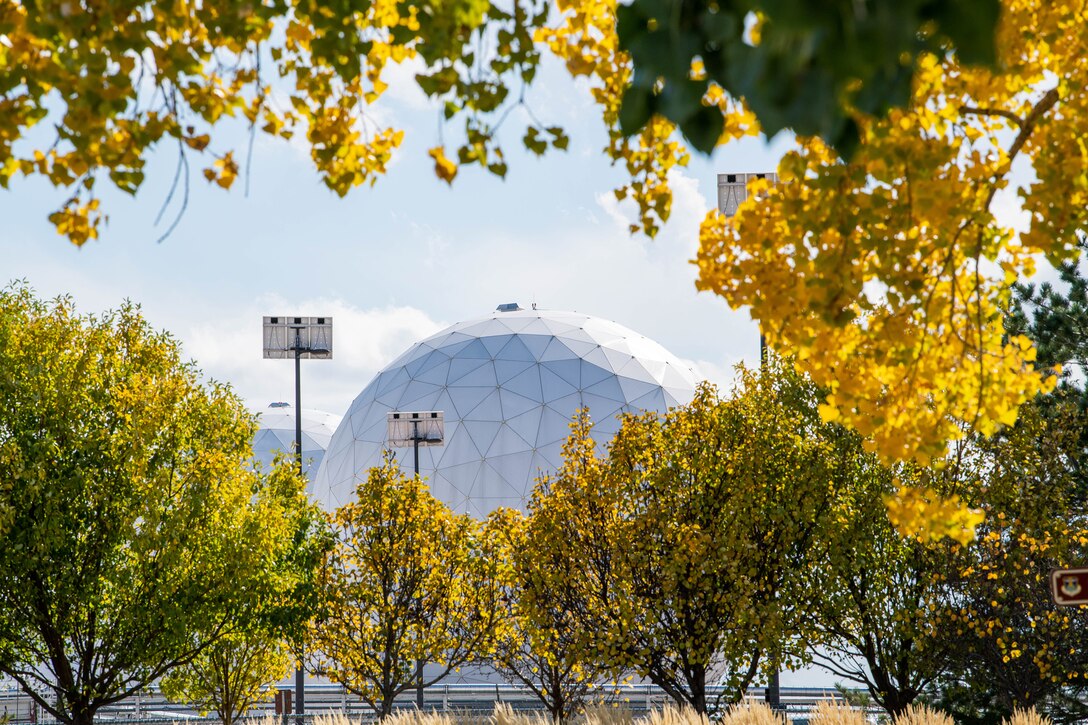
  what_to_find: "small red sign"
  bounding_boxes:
[1051,568,1088,606]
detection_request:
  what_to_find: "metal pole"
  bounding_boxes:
[294,329,306,725]
[413,421,424,710]
[758,331,782,710]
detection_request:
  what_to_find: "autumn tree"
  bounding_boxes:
[6,0,1086,534]
[804,446,962,715]
[160,452,331,725]
[930,403,1088,723]
[0,283,324,725]
[486,506,603,723]
[310,453,500,718]
[160,637,291,725]
[529,361,846,714]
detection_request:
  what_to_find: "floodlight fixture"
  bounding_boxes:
[263,316,333,359]
[262,314,332,725]
[717,172,778,218]
[387,409,445,709]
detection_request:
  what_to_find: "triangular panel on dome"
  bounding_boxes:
[560,337,599,359]
[602,347,635,373]
[450,361,498,388]
[542,358,581,390]
[616,356,658,383]
[404,351,440,378]
[514,319,554,337]
[375,367,412,395]
[482,333,515,358]
[629,388,668,412]
[506,406,544,445]
[396,380,444,409]
[639,358,668,382]
[661,363,696,389]
[489,315,542,334]
[519,334,554,361]
[663,386,696,406]
[485,422,535,456]
[485,449,535,488]
[580,346,612,371]
[536,405,576,448]
[451,386,502,419]
[252,429,282,451]
[429,423,484,468]
[352,413,389,443]
[463,389,504,426]
[458,338,493,359]
[544,392,585,420]
[414,358,453,386]
[591,413,624,438]
[538,337,578,362]
[539,364,578,399]
[499,388,541,419]
[580,393,626,422]
[617,375,663,402]
[497,335,536,363]
[447,356,490,384]
[431,337,476,359]
[539,318,582,337]
[460,419,503,455]
[495,359,536,384]
[470,457,520,502]
[503,366,544,402]
[583,376,625,404]
[578,360,613,389]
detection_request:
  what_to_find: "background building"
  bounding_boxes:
[251,402,342,481]
[314,304,700,517]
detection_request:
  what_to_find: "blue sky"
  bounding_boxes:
[1,58,795,416]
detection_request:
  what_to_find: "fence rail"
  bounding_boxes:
[0,684,850,724]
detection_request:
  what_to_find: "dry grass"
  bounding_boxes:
[639,706,709,725]
[273,697,878,725]
[718,701,786,725]
[581,702,635,725]
[1002,709,1050,725]
[313,713,358,725]
[493,703,557,725]
[892,704,954,725]
[807,700,868,725]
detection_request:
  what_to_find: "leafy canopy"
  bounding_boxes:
[310,453,500,718]
[0,283,322,725]
[5,0,1087,532]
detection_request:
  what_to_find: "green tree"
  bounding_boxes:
[0,283,321,725]
[805,451,960,716]
[159,452,331,725]
[933,404,1088,724]
[486,506,603,723]
[529,361,844,714]
[160,636,290,725]
[309,453,500,718]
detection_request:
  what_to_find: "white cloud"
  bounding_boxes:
[180,295,446,416]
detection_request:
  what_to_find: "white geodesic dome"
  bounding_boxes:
[251,402,343,482]
[313,306,700,517]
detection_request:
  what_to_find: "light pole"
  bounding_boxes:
[387,410,445,710]
[717,172,782,710]
[263,315,333,725]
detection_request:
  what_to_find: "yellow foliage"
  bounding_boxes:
[429,146,459,184]
[311,453,500,716]
[884,486,984,546]
[695,0,1082,478]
